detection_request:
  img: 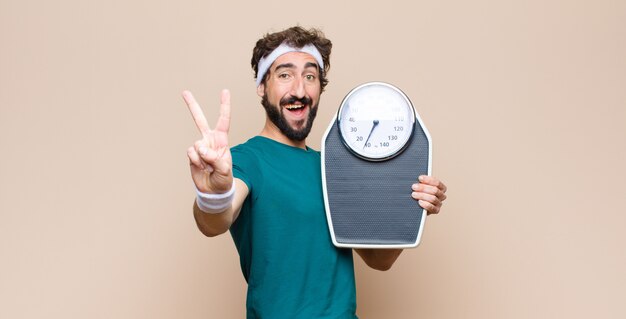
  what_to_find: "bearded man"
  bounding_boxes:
[183,26,447,318]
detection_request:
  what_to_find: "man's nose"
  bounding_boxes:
[289,76,306,98]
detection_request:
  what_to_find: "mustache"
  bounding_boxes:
[280,95,312,106]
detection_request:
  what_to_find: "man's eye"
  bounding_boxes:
[306,74,316,80]
[278,73,290,79]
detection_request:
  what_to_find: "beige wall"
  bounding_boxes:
[1,0,625,318]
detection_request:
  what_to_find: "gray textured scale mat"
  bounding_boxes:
[322,120,430,247]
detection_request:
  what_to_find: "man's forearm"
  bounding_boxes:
[354,248,403,271]
[193,178,248,237]
[193,201,236,237]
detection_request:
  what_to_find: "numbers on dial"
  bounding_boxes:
[338,83,415,160]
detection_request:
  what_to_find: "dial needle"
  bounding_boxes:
[363,119,379,149]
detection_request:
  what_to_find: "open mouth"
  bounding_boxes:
[285,104,306,111]
[280,95,312,118]
[284,103,308,117]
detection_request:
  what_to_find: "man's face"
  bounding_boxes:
[258,51,322,141]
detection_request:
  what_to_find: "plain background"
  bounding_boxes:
[1,0,625,318]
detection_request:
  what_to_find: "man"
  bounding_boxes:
[183,26,447,318]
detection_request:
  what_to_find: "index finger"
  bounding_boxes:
[418,175,447,193]
[182,90,211,137]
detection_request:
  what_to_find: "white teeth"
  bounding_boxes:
[285,104,304,110]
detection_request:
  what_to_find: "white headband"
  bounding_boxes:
[255,42,324,87]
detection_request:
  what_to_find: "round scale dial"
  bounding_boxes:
[337,82,416,161]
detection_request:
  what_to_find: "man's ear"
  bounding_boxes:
[256,83,265,97]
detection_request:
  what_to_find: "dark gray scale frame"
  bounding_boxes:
[321,83,432,248]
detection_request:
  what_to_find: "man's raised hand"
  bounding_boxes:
[183,89,233,194]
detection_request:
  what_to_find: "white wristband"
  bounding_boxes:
[195,183,236,214]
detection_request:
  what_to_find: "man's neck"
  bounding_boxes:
[260,122,307,149]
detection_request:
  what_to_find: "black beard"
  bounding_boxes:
[262,94,318,142]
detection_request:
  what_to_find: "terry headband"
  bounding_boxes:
[256,42,324,87]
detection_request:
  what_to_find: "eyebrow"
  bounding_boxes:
[273,62,320,72]
[274,63,295,71]
[304,62,320,70]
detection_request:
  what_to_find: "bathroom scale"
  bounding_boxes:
[321,82,432,248]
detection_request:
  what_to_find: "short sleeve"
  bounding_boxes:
[231,145,258,193]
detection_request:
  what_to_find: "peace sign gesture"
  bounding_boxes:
[183,89,233,194]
